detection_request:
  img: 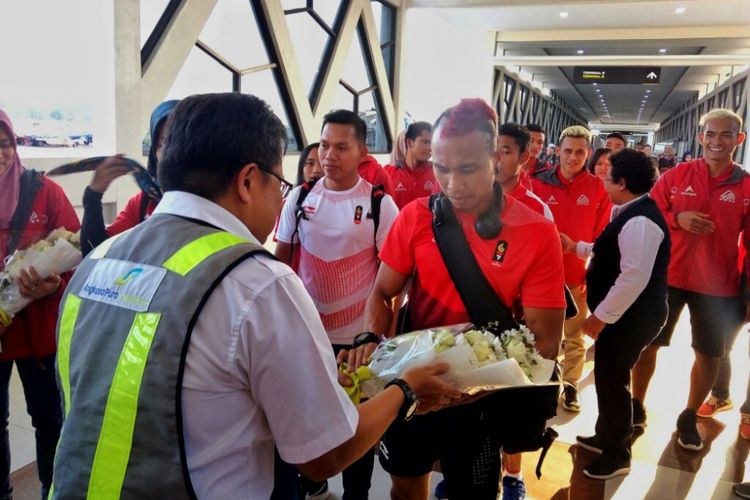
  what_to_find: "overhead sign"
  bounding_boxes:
[573,67,661,85]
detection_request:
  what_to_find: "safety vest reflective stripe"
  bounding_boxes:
[86,312,161,500]
[162,232,248,276]
[57,294,82,416]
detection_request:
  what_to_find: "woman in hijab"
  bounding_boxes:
[389,129,407,166]
[80,100,179,255]
[0,109,79,499]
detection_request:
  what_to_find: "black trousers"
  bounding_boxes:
[593,299,667,458]
[0,355,61,500]
[297,344,375,500]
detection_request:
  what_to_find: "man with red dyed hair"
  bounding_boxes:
[347,99,566,499]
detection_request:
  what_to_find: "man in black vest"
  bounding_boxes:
[560,149,670,479]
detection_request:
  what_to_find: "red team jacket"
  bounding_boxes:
[106,191,157,237]
[532,167,611,286]
[1,175,79,361]
[358,156,394,197]
[383,161,440,210]
[651,158,750,297]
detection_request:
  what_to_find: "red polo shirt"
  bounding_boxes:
[380,196,565,330]
[383,161,440,210]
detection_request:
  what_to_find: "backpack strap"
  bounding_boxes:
[7,169,44,255]
[138,193,151,223]
[290,177,320,247]
[367,184,385,250]
[429,194,518,332]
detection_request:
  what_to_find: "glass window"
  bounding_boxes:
[140,0,172,49]
[281,0,307,10]
[198,0,269,70]
[341,29,374,92]
[285,11,331,98]
[166,45,233,100]
[242,71,298,152]
[370,1,396,87]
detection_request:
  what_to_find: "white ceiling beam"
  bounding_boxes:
[495,55,750,67]
[495,26,750,42]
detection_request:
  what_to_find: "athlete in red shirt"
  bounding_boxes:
[342,99,565,500]
[532,126,611,411]
[520,123,550,186]
[632,109,749,451]
[384,121,439,209]
[358,155,394,197]
[497,124,553,220]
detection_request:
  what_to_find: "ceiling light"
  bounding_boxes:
[675,7,686,14]
[592,83,597,86]
[577,50,584,54]
[646,90,651,93]
[559,11,569,18]
[596,89,601,92]
[659,48,667,54]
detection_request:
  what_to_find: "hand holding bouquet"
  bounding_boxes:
[356,323,558,400]
[0,228,82,328]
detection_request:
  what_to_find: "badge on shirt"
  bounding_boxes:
[354,205,363,224]
[493,240,508,264]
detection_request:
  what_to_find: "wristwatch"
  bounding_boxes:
[352,331,382,348]
[385,378,419,422]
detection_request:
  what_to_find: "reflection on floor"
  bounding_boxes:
[7,311,750,499]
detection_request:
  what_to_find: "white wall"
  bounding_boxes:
[398,8,495,124]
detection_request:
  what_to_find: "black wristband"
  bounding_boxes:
[352,331,382,348]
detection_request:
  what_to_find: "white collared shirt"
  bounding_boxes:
[153,192,359,499]
[575,194,665,323]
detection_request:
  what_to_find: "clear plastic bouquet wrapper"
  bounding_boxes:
[0,228,82,328]
[358,323,559,399]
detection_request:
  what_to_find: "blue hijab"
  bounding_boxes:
[147,99,180,177]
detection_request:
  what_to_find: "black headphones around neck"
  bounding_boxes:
[432,182,504,240]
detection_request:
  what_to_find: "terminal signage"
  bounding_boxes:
[573,67,661,85]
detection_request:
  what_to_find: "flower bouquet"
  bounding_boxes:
[356,323,558,399]
[0,228,82,328]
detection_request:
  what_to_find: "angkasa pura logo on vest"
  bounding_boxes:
[81,260,166,312]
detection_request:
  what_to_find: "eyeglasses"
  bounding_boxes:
[257,165,293,199]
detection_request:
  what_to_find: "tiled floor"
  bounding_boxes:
[8,310,750,499]
[328,311,750,499]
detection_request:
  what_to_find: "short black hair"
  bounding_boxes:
[322,109,367,145]
[586,148,611,174]
[296,142,320,186]
[525,123,544,137]
[158,93,287,200]
[498,123,531,153]
[609,148,658,195]
[606,132,627,144]
[405,121,432,142]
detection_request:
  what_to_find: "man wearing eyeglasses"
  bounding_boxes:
[52,94,457,499]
